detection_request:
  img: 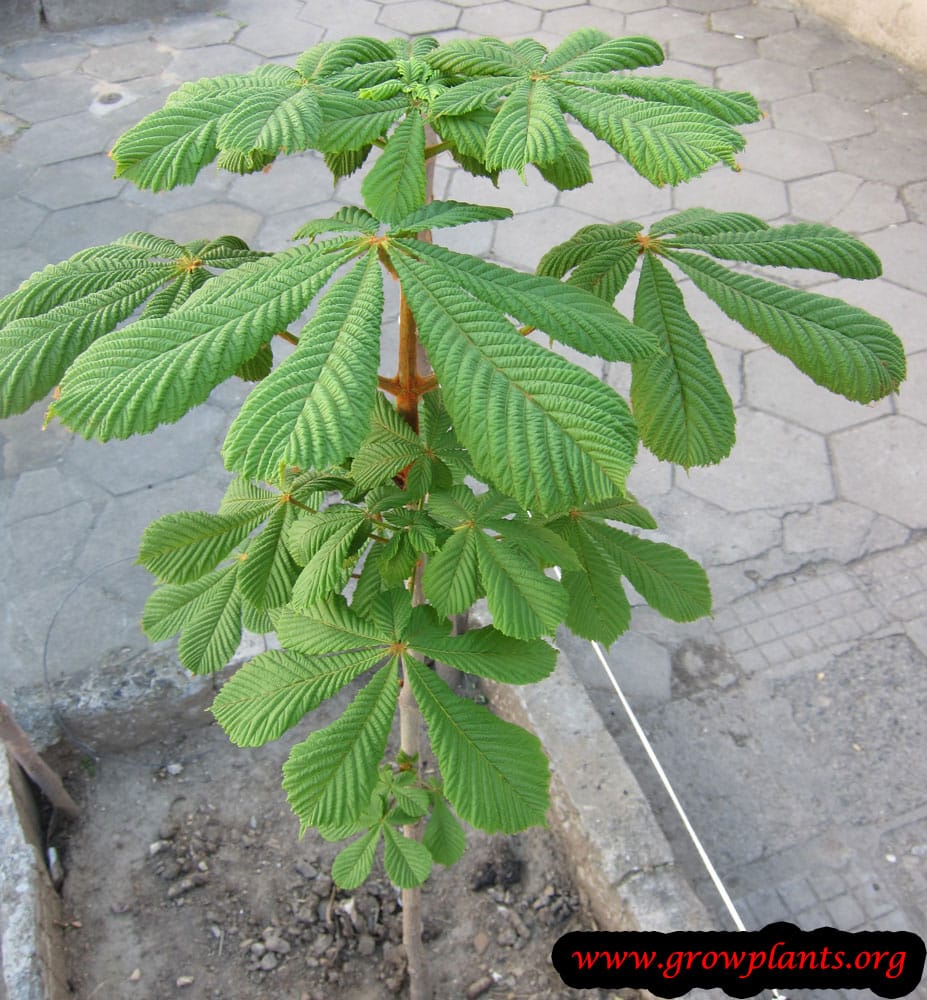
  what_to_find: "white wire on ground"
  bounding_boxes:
[550,568,787,1000]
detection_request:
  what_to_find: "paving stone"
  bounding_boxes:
[813,57,911,106]
[4,74,97,123]
[717,57,811,103]
[298,0,389,34]
[71,20,158,47]
[8,501,96,591]
[0,39,90,79]
[863,223,927,295]
[0,247,48,298]
[789,174,906,233]
[4,467,104,525]
[680,408,833,511]
[594,0,665,12]
[825,892,867,929]
[11,112,115,165]
[757,26,863,69]
[709,4,795,38]
[507,0,581,11]
[668,29,756,67]
[680,279,759,351]
[227,152,334,214]
[673,165,788,218]
[122,164,236,213]
[903,180,927,223]
[153,13,241,48]
[0,408,76,477]
[82,41,172,81]
[638,56,715,85]
[236,18,324,58]
[63,403,229,496]
[744,348,892,434]
[256,200,343,253]
[869,93,927,138]
[378,0,460,33]
[22,155,123,210]
[737,128,831,181]
[771,91,876,143]
[460,1,541,34]
[783,501,907,564]
[776,875,818,914]
[831,416,927,528]
[671,0,746,12]
[895,351,927,425]
[560,159,672,218]
[167,43,259,81]
[150,202,263,245]
[624,7,706,42]
[4,196,46,247]
[492,205,597,271]
[29,199,155,259]
[541,6,627,37]
[838,133,927,192]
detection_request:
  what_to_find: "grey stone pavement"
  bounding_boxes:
[1,0,926,994]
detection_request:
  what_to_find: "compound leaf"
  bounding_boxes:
[283,660,399,832]
[239,503,300,610]
[389,200,513,235]
[423,796,467,867]
[484,79,573,175]
[361,112,426,224]
[537,222,642,303]
[406,657,549,834]
[274,596,392,654]
[288,506,370,608]
[421,528,482,619]
[332,827,381,889]
[383,824,433,888]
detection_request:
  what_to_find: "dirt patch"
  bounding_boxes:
[45,685,624,1000]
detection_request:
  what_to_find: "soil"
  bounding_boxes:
[46,682,625,1000]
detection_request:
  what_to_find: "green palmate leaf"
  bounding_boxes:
[595,522,711,622]
[351,392,426,490]
[649,208,766,237]
[484,516,580,570]
[546,516,631,645]
[536,134,593,190]
[406,658,549,834]
[212,646,385,747]
[428,78,516,117]
[407,606,557,683]
[316,93,407,152]
[52,243,355,441]
[219,477,283,519]
[287,506,371,608]
[296,37,397,81]
[383,824,432,888]
[141,268,210,320]
[332,827,381,889]
[241,600,273,635]
[292,206,379,241]
[400,240,656,362]
[432,108,495,166]
[544,31,664,72]
[475,530,566,640]
[554,84,744,186]
[388,773,430,818]
[138,507,270,584]
[537,222,643,302]
[239,503,300,610]
[659,218,882,279]
[391,253,638,515]
[142,561,244,674]
[564,494,657,529]
[274,596,391,654]
[668,251,906,402]
[235,342,273,382]
[421,529,482,618]
[389,200,513,235]
[324,145,373,180]
[484,79,573,175]
[283,660,399,833]
[631,253,735,467]
[563,75,760,127]
[426,37,524,77]
[111,66,322,190]
[423,796,467,867]
[361,112,426,224]
[223,251,384,481]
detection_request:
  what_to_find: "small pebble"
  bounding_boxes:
[259,952,279,971]
[467,975,494,999]
[166,763,184,776]
[128,968,141,982]
[176,975,194,987]
[472,930,490,955]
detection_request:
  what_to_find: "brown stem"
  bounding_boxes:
[275,330,299,346]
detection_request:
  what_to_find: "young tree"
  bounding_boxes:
[0,31,904,999]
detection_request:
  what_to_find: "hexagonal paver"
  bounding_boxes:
[870,93,927,137]
[228,153,335,215]
[669,30,757,68]
[638,57,715,85]
[680,408,833,511]
[168,44,259,81]
[744,348,892,434]
[831,416,927,528]
[5,197,46,247]
[492,205,597,271]
[789,174,905,233]
[379,0,460,33]
[711,4,795,37]
[560,159,672,219]
[236,18,324,58]
[624,7,707,42]
[154,14,240,48]
[717,58,811,103]
[1,39,90,79]
[4,74,97,123]
[594,0,665,13]
[738,129,832,181]
[813,57,910,106]
[22,156,123,210]
[81,41,171,82]
[29,199,155,259]
[673,165,788,218]
[257,201,343,253]
[12,112,114,165]
[460,2,541,34]
[903,181,927,224]
[864,223,927,295]
[299,0,389,36]
[542,6,626,36]
[757,27,863,69]
[671,0,746,12]
[895,352,927,425]
[834,133,927,189]
[150,203,263,245]
[771,92,876,143]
